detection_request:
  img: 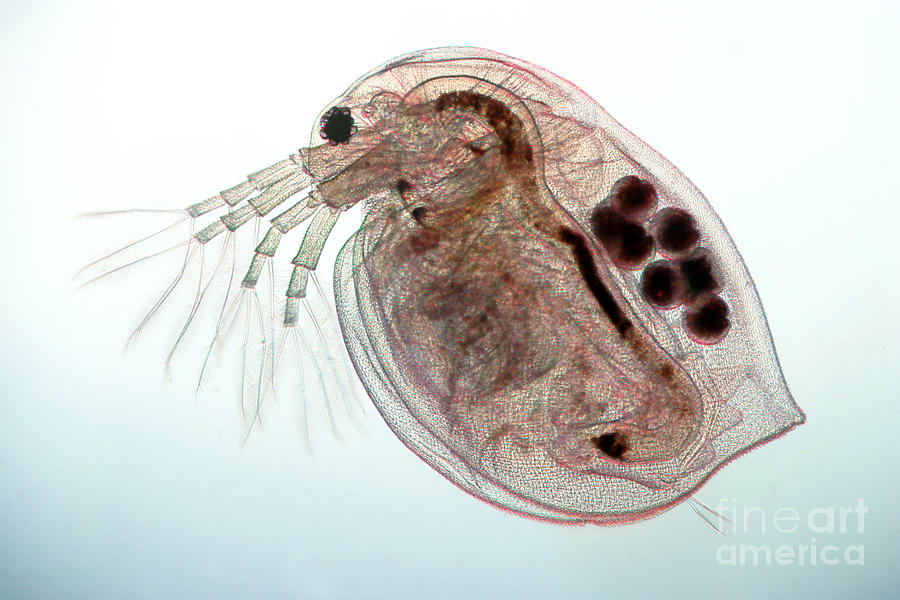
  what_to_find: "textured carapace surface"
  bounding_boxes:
[299,47,805,525]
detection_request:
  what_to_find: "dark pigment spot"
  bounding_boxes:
[609,176,658,221]
[557,227,632,336]
[658,364,674,382]
[651,207,700,257]
[396,178,412,195]
[410,206,427,224]
[592,432,629,459]
[319,106,355,145]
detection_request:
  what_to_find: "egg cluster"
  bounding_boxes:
[590,176,730,344]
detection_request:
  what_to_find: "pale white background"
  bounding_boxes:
[1,1,898,598]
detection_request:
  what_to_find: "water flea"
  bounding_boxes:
[81,47,804,526]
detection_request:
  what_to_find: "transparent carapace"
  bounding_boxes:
[83,47,805,525]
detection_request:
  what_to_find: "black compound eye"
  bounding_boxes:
[319,106,356,145]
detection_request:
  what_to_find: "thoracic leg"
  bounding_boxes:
[284,205,340,325]
[240,193,321,290]
[189,154,313,244]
